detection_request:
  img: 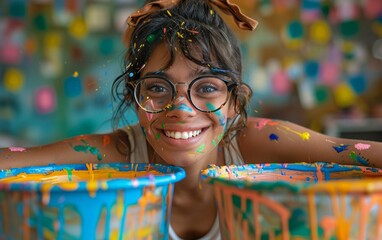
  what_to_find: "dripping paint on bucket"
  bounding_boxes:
[202,162,382,240]
[0,163,185,239]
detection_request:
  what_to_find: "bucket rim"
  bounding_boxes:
[201,162,382,193]
[0,163,186,192]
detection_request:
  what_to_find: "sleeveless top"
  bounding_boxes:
[123,124,245,240]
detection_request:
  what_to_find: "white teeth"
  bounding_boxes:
[165,130,202,139]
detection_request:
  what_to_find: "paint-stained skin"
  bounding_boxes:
[8,147,26,152]
[250,119,375,168]
[72,140,103,161]
[333,144,350,153]
[349,151,369,166]
[269,133,279,141]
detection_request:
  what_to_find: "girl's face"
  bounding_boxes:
[136,43,236,167]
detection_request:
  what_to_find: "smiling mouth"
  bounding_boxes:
[164,129,202,140]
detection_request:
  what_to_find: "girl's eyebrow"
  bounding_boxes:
[143,68,215,79]
[192,68,213,77]
[142,71,167,77]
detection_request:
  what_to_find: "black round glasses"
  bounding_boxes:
[129,74,238,113]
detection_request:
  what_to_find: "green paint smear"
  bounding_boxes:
[196,144,205,153]
[73,141,103,161]
[212,140,217,147]
[218,134,223,142]
[155,133,161,140]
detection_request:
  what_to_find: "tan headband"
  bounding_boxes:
[123,0,258,46]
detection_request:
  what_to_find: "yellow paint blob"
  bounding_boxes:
[4,68,24,92]
[310,20,331,45]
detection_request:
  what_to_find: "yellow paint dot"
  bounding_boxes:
[301,132,310,141]
[73,71,79,77]
[310,20,331,45]
[4,68,24,92]
[68,17,87,39]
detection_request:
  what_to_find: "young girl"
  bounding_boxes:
[1,0,382,239]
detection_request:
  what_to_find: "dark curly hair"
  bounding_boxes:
[112,0,252,146]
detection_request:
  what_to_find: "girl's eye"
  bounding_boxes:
[149,84,168,93]
[142,78,171,94]
[198,84,218,93]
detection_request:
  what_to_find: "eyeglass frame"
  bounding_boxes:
[128,74,238,114]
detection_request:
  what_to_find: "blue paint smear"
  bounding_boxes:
[176,103,192,112]
[333,144,350,153]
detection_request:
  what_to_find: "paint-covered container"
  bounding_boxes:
[201,162,382,240]
[0,163,185,240]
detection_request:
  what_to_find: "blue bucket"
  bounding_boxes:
[0,163,185,240]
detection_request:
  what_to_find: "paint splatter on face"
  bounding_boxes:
[196,144,206,153]
[206,103,226,126]
[175,103,193,112]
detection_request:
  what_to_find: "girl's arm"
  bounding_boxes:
[0,130,130,169]
[239,117,382,167]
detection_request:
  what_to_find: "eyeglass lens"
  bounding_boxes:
[135,76,229,112]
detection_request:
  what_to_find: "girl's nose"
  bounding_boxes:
[165,95,197,119]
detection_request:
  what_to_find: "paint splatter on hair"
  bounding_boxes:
[354,143,371,151]
[269,134,279,141]
[333,144,349,153]
[349,151,369,166]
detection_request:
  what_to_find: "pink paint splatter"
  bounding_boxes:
[354,143,371,151]
[8,147,26,152]
[254,119,270,130]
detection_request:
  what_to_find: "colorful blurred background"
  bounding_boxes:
[0,0,382,147]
